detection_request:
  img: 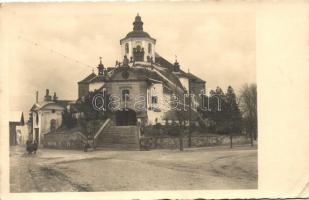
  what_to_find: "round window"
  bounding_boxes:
[122,71,129,79]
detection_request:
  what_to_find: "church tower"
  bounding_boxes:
[120,14,156,63]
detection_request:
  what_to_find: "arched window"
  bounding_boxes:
[148,43,152,54]
[122,89,130,101]
[133,44,144,61]
[136,45,141,51]
[125,43,129,54]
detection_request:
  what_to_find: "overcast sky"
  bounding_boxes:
[4,3,256,116]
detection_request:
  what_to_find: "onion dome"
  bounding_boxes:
[121,14,155,41]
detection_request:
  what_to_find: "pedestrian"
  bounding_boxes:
[33,140,38,154]
[83,140,90,152]
[26,139,32,154]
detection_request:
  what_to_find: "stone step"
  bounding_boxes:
[95,124,140,150]
[97,143,139,150]
[99,134,137,140]
[100,133,137,137]
[104,128,137,132]
[99,137,137,144]
[104,128,136,132]
[102,133,136,138]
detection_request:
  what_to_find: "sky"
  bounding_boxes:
[3,3,256,117]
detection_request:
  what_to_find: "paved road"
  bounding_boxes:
[10,145,257,192]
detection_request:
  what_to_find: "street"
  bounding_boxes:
[10,145,257,192]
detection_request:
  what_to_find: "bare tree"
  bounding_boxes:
[239,83,257,146]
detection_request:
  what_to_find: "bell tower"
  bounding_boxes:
[120,14,156,63]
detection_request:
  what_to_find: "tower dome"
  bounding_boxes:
[123,14,154,40]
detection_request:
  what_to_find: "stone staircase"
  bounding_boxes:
[95,120,140,150]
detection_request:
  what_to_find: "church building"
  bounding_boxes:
[78,14,206,126]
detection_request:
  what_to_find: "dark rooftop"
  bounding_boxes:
[78,72,96,84]
[120,14,156,43]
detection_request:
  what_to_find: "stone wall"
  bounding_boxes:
[140,134,251,150]
[42,130,250,150]
[43,132,86,150]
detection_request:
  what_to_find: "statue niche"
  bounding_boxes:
[133,45,144,62]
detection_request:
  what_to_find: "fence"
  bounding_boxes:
[140,134,251,150]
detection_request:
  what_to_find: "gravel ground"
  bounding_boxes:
[10,145,257,192]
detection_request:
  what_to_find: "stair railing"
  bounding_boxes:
[94,118,111,140]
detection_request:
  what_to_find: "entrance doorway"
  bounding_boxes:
[115,109,137,126]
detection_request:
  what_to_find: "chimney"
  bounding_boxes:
[36,91,38,103]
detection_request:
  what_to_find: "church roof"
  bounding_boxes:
[136,68,163,81]
[155,53,205,83]
[120,14,156,43]
[155,66,184,90]
[187,72,206,83]
[89,75,110,83]
[78,72,96,84]
[110,67,163,82]
[54,100,75,108]
[125,31,152,40]
[79,67,116,84]
[155,53,174,70]
[91,64,185,94]
[30,100,70,111]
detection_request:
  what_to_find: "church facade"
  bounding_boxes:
[27,14,207,146]
[78,14,206,126]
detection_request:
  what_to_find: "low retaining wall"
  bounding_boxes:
[43,131,250,150]
[43,132,86,150]
[140,134,251,150]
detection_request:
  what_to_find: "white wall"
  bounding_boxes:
[32,104,65,144]
[179,77,189,91]
[40,110,63,134]
[16,125,28,145]
[89,82,105,92]
[148,83,163,108]
[147,83,166,124]
[121,38,156,62]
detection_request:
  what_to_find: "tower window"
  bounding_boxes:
[125,43,129,54]
[136,45,141,51]
[148,43,152,54]
[122,89,130,101]
[133,45,144,61]
[151,96,158,104]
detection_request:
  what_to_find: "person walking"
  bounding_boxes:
[26,139,32,154]
[33,140,38,154]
